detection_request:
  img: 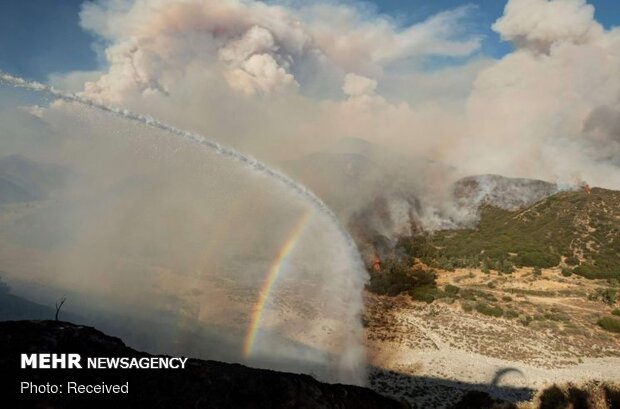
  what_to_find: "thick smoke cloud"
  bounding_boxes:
[57,0,479,165]
[492,0,601,53]
[56,0,620,194]
[464,0,620,188]
[76,0,479,100]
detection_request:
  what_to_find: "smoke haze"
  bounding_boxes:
[49,0,620,232]
[2,0,620,386]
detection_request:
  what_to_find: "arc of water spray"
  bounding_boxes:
[0,73,365,274]
[1,72,369,384]
[243,210,314,357]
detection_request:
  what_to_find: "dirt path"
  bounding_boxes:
[525,295,603,313]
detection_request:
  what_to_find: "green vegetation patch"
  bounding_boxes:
[589,288,618,306]
[544,311,570,322]
[504,309,519,319]
[396,190,620,278]
[475,302,503,318]
[366,260,437,299]
[598,317,620,334]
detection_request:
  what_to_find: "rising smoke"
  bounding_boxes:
[51,0,620,223]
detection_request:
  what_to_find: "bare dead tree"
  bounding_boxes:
[55,296,66,321]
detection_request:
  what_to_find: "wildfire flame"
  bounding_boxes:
[371,255,382,272]
[583,184,591,195]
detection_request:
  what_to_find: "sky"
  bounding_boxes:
[1,0,619,81]
[1,0,620,193]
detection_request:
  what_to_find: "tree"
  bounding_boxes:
[55,296,66,321]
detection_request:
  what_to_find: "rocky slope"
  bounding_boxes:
[452,174,561,211]
[0,320,406,409]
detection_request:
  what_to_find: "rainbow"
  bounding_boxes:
[243,210,314,357]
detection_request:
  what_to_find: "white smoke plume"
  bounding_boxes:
[75,0,478,100]
[463,0,620,189]
[492,0,602,53]
[56,0,620,191]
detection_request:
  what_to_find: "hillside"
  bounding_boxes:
[0,320,405,409]
[453,174,560,211]
[399,187,620,279]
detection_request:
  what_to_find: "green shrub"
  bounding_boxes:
[544,312,570,322]
[598,317,620,334]
[519,314,532,326]
[461,301,474,313]
[459,289,475,300]
[431,255,455,271]
[444,284,460,296]
[409,286,438,303]
[367,261,437,297]
[574,264,620,280]
[502,295,512,302]
[499,259,515,274]
[533,266,542,276]
[612,309,620,317]
[602,289,617,306]
[505,309,519,319]
[565,256,580,266]
[561,267,573,277]
[514,251,560,268]
[475,302,503,318]
[397,236,437,260]
[588,288,617,306]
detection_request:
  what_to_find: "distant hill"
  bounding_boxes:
[0,176,37,203]
[0,292,57,321]
[0,278,82,322]
[0,154,71,204]
[400,187,620,279]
